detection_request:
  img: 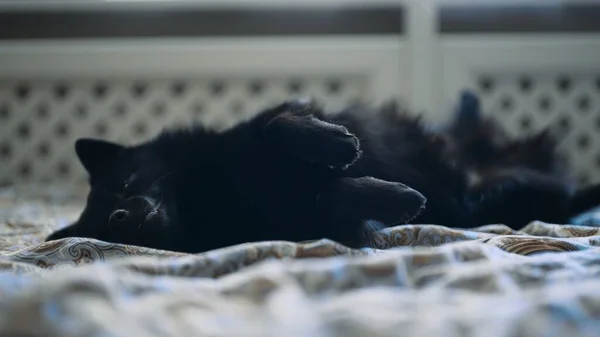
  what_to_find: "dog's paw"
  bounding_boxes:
[324,176,427,226]
[303,118,361,169]
[263,101,361,169]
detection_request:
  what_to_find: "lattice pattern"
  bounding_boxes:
[475,73,600,186]
[0,76,367,187]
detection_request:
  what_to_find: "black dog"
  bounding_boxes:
[46,100,426,252]
[46,95,600,252]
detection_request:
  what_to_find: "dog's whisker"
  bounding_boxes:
[148,172,174,192]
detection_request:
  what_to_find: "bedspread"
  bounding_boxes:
[1,185,600,337]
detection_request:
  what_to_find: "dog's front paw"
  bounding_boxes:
[303,118,361,169]
[263,101,361,169]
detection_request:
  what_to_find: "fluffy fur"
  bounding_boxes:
[46,94,600,253]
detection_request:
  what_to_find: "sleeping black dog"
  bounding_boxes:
[46,94,600,253]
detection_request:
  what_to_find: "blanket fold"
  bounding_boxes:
[2,185,600,337]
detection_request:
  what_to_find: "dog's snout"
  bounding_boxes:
[110,209,129,222]
[109,197,155,232]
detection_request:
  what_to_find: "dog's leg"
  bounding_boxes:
[317,176,426,246]
[261,100,361,169]
[470,168,572,228]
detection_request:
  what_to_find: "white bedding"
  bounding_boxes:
[1,185,600,337]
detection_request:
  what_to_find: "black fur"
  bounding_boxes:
[46,95,600,253]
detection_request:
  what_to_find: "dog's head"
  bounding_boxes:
[46,138,180,250]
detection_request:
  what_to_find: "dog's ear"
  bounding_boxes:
[449,90,486,142]
[454,90,482,128]
[75,138,125,176]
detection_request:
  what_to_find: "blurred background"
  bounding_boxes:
[0,0,599,191]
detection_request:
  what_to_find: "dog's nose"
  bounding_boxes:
[110,209,129,223]
[109,197,154,232]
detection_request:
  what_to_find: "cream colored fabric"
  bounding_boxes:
[1,185,600,337]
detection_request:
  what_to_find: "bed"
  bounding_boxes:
[1,184,600,337]
[1,1,600,335]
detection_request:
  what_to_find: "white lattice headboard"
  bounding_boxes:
[0,37,407,187]
[473,72,600,185]
[2,0,600,189]
[440,35,600,185]
[0,75,371,186]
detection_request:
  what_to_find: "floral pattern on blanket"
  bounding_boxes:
[1,185,600,337]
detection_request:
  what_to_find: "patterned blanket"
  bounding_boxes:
[1,185,600,337]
